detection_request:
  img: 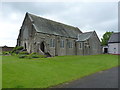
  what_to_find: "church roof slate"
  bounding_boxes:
[27,13,82,38]
[77,31,94,41]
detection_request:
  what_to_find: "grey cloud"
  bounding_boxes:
[2,2,70,16]
[1,2,118,47]
[2,2,117,24]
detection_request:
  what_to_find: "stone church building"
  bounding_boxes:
[17,12,102,56]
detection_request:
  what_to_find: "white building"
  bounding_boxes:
[108,32,120,55]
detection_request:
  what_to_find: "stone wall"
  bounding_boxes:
[32,32,77,56]
[88,32,102,55]
[76,42,84,55]
[76,32,102,55]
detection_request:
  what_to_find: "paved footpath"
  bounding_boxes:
[53,67,119,88]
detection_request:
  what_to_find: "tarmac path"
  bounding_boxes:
[53,67,119,88]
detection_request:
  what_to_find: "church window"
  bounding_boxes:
[68,41,72,48]
[79,43,82,48]
[50,39,55,47]
[60,40,64,48]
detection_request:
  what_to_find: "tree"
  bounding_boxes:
[101,31,113,46]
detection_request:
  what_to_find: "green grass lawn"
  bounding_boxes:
[2,54,118,88]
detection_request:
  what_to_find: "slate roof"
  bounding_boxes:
[27,13,82,38]
[77,31,94,41]
[108,32,120,43]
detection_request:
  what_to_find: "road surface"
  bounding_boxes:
[53,67,119,88]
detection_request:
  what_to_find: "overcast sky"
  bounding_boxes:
[0,1,118,47]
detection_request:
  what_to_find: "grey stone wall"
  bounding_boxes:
[88,32,102,55]
[76,32,102,55]
[18,27,102,56]
[32,32,77,56]
[76,42,84,55]
[18,15,36,53]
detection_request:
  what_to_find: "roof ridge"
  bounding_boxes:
[26,12,82,38]
[27,12,79,30]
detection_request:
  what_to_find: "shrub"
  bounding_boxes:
[19,54,28,58]
[29,53,40,58]
[39,55,47,58]
[31,52,37,54]
[18,52,47,59]
[11,46,24,54]
[27,53,47,59]
[31,55,40,58]
[19,51,29,55]
[2,51,10,55]
[16,46,23,50]
[18,52,39,59]
[11,53,17,56]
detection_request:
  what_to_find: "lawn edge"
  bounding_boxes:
[49,65,119,88]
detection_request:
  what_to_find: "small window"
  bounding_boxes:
[79,43,82,48]
[71,42,73,48]
[84,42,88,46]
[50,39,55,47]
[60,40,64,48]
[50,39,52,47]
[68,42,70,48]
[53,39,55,47]
[68,41,72,48]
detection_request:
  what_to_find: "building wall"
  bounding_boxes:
[56,36,66,56]
[88,32,102,55]
[108,43,120,54]
[17,14,36,53]
[18,26,102,56]
[32,33,76,56]
[76,42,84,55]
[76,32,102,55]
